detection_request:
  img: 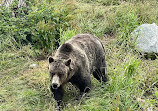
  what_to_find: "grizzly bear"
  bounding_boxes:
[48,34,107,110]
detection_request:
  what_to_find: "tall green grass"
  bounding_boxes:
[59,29,76,45]
[0,0,158,111]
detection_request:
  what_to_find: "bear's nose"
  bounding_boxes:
[52,83,58,89]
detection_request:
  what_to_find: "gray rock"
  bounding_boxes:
[132,23,158,53]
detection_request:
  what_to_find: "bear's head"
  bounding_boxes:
[48,57,71,89]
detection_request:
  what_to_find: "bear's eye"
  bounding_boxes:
[58,73,63,77]
[51,73,55,76]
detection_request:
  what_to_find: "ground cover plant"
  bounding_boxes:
[0,0,158,111]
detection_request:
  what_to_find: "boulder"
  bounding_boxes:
[132,23,158,53]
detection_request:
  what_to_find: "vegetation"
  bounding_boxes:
[0,0,158,111]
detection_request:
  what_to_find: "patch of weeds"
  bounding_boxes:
[77,0,120,6]
[76,3,114,37]
[59,29,76,45]
[95,0,120,6]
[0,45,34,77]
[135,1,158,24]
[115,8,139,48]
[123,56,141,77]
[107,55,142,110]
[1,0,158,111]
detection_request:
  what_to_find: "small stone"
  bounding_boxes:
[29,63,38,69]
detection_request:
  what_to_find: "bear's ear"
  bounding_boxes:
[60,43,72,53]
[48,57,54,63]
[65,59,71,66]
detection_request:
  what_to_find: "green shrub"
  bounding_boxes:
[0,0,75,53]
[123,56,141,77]
[59,29,76,45]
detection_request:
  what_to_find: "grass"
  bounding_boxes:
[0,0,158,111]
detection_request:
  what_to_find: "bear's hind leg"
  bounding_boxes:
[100,67,108,82]
[93,61,107,83]
[101,60,108,82]
[93,69,102,82]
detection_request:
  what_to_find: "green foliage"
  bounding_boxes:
[0,0,75,53]
[110,55,141,92]
[155,88,158,100]
[0,45,34,77]
[77,0,146,6]
[76,4,112,37]
[135,1,158,24]
[94,0,120,6]
[123,56,141,77]
[77,0,120,5]
[1,0,158,111]
[115,8,139,48]
[60,29,76,45]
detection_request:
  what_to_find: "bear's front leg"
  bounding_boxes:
[70,74,91,100]
[78,76,91,99]
[50,85,64,111]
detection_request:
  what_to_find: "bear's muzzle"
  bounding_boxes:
[51,75,60,89]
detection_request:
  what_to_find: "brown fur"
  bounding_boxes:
[48,34,107,110]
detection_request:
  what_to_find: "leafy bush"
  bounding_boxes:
[0,0,75,53]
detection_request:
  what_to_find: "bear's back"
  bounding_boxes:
[66,34,105,67]
[54,33,105,74]
[66,34,104,53]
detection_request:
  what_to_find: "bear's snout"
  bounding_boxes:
[51,75,60,89]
